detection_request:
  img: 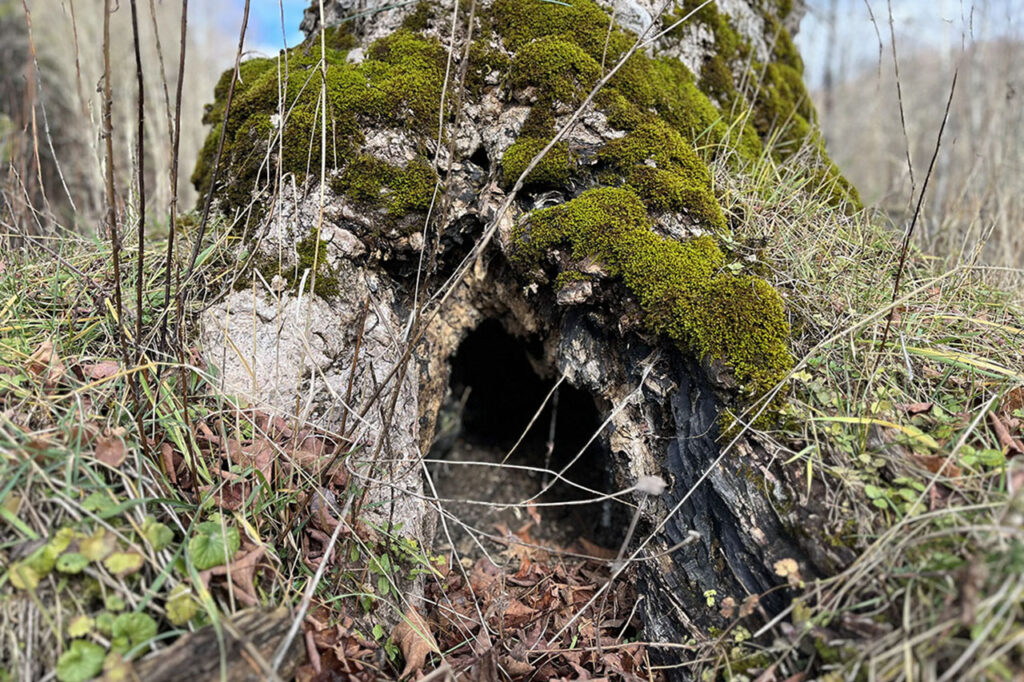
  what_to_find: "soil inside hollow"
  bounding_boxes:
[428,437,626,565]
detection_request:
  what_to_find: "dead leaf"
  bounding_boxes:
[575,538,617,561]
[160,442,179,485]
[393,607,439,678]
[27,340,67,387]
[910,454,962,480]
[1002,386,1024,414]
[198,545,266,606]
[900,401,934,415]
[82,361,120,380]
[95,428,127,468]
[989,413,1024,456]
[502,600,537,629]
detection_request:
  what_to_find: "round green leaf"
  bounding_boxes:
[188,521,240,570]
[103,552,144,577]
[57,553,90,574]
[95,612,115,636]
[80,528,115,562]
[55,640,106,682]
[82,492,118,517]
[8,561,40,590]
[142,518,174,552]
[165,584,198,626]
[68,615,94,638]
[112,612,158,654]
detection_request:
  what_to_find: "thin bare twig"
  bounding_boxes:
[159,0,189,354]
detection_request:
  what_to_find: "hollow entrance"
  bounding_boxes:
[430,319,625,558]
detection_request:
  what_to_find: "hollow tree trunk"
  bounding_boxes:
[197,0,859,670]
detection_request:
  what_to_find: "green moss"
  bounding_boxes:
[466,41,511,95]
[321,24,358,51]
[751,61,817,155]
[510,36,600,103]
[257,233,340,299]
[401,1,433,31]
[763,13,803,73]
[511,187,791,397]
[808,160,864,215]
[598,121,725,229]
[555,270,589,288]
[491,0,611,54]
[331,154,437,217]
[700,54,736,103]
[193,30,446,218]
[502,137,572,188]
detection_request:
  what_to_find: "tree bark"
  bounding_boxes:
[198,0,862,670]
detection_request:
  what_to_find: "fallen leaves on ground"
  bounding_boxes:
[423,522,648,681]
[27,340,67,387]
[393,607,441,678]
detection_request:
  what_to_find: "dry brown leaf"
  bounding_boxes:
[900,401,934,415]
[499,655,533,677]
[502,600,537,629]
[576,538,617,561]
[27,340,67,387]
[95,428,128,468]
[989,413,1024,456]
[198,545,266,607]
[910,454,962,480]
[1002,386,1024,414]
[82,361,120,380]
[393,607,439,679]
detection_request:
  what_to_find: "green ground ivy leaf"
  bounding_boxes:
[165,584,198,626]
[103,551,144,576]
[111,612,157,655]
[7,561,40,590]
[55,640,106,682]
[188,520,240,570]
[82,492,119,517]
[142,517,174,551]
[95,612,115,636]
[67,615,94,638]
[80,528,116,562]
[56,553,89,574]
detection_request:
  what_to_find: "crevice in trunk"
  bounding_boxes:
[431,318,628,553]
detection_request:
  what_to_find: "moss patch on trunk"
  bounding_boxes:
[511,187,791,397]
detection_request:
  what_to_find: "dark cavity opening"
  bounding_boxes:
[439,319,625,547]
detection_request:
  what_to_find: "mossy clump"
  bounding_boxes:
[511,187,792,397]
[401,0,433,31]
[330,155,437,217]
[808,160,864,215]
[501,137,572,188]
[192,30,446,218]
[598,121,725,228]
[257,233,340,299]
[491,0,611,54]
[321,24,358,51]
[510,36,600,103]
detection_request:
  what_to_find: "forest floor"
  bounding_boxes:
[2,143,1024,680]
